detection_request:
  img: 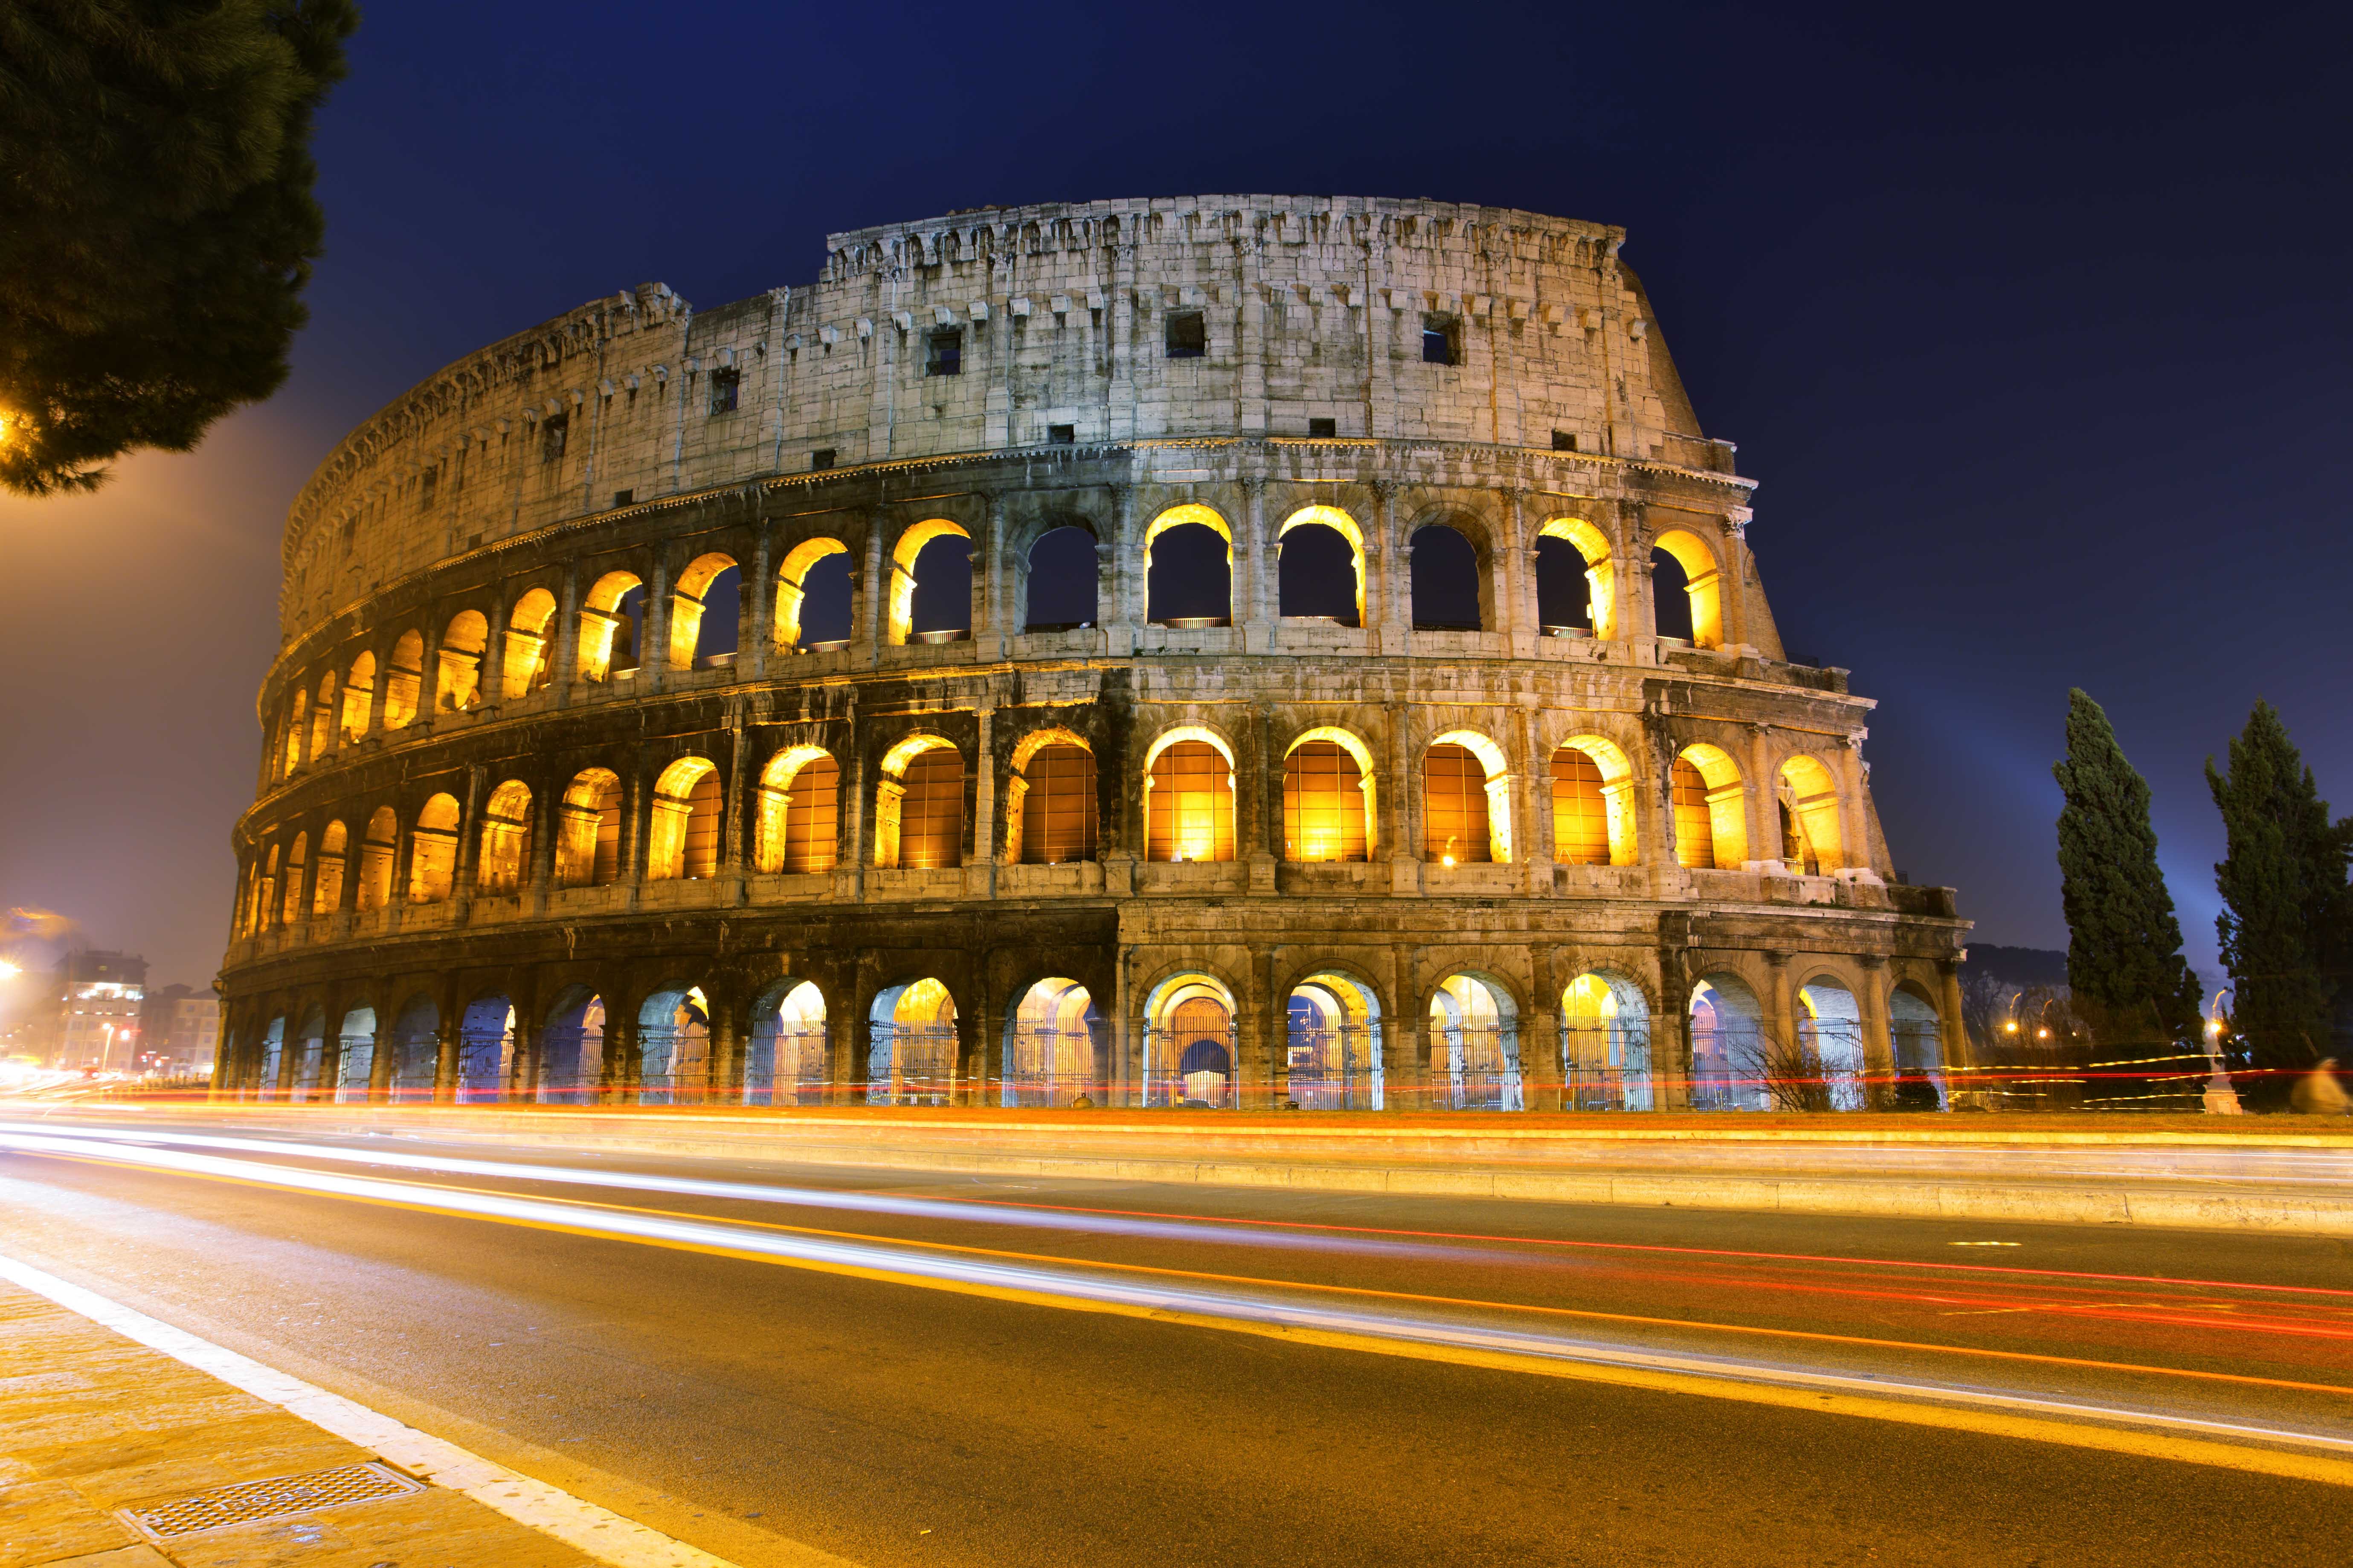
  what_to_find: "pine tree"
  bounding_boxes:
[2207,701,2353,1107]
[0,1,358,496]
[2051,689,2203,1107]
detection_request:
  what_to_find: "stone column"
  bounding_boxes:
[1748,725,1781,872]
[1764,951,1799,1065]
[368,989,396,1100]
[1523,944,1563,1112]
[1107,483,1138,654]
[1387,702,1419,895]
[642,554,672,691]
[621,763,649,904]
[432,1004,460,1104]
[722,711,748,890]
[1618,499,1651,650]
[1392,944,1424,1112]
[1369,481,1404,650]
[748,522,775,680]
[1499,487,1534,656]
[969,702,998,898]
[708,993,743,1107]
[978,492,1007,658]
[552,563,580,705]
[1721,509,1753,650]
[528,768,558,912]
[1857,956,1895,1110]
[452,766,485,915]
[1239,478,1272,652]
[1838,736,1875,876]
[482,594,511,706]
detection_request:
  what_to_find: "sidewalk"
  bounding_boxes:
[0,1282,595,1568]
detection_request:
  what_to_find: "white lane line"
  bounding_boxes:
[14,1129,2353,1467]
[0,1249,856,1568]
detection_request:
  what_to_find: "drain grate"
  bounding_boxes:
[122,1461,422,1539]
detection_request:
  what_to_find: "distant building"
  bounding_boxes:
[142,983,221,1073]
[50,951,147,1071]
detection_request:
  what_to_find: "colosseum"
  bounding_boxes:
[218,195,1970,1114]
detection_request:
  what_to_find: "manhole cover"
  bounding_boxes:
[121,1461,422,1539]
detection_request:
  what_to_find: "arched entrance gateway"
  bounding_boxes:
[219,197,1970,1115]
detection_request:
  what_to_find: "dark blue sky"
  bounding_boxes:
[2,0,2347,996]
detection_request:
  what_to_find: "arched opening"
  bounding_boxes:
[876,737,963,870]
[388,995,438,1102]
[1409,523,1481,631]
[1890,985,1946,1110]
[382,631,424,729]
[1672,744,1747,870]
[279,832,308,926]
[1290,971,1384,1110]
[341,651,376,740]
[501,588,559,697]
[255,1015,284,1098]
[280,692,306,776]
[867,978,957,1104]
[435,610,489,713]
[312,820,347,915]
[539,989,606,1104]
[635,985,709,1104]
[476,780,533,892]
[333,1005,375,1101]
[256,843,281,931]
[1650,530,1723,648]
[754,748,839,874]
[308,672,337,760]
[1278,506,1364,626]
[888,519,972,645]
[1426,973,1519,1111]
[357,806,397,912]
[646,756,720,881]
[290,1005,326,1102]
[1552,737,1638,867]
[1776,755,1845,875]
[406,793,460,902]
[1007,733,1097,865]
[556,768,623,887]
[669,552,740,667]
[1689,974,1767,1111]
[1144,505,1233,625]
[1282,730,1375,863]
[1796,977,1867,1111]
[1143,972,1236,1107]
[747,980,827,1106]
[1002,978,1103,1106]
[1024,526,1099,630]
[1143,729,1236,863]
[457,994,515,1103]
[577,570,644,682]
[1562,973,1653,1110]
[775,538,853,651]
[1536,517,1613,638]
[1423,731,1512,864]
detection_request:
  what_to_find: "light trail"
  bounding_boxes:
[6,1127,2353,1490]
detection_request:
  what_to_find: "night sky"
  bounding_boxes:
[2,1,2347,1005]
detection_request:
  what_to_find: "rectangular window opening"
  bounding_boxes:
[1047,424,1075,446]
[926,328,963,377]
[708,367,740,414]
[612,489,634,507]
[1552,429,1578,452]
[1165,310,1206,358]
[1307,417,1337,439]
[811,448,836,471]
[1422,315,1459,366]
[540,413,569,462]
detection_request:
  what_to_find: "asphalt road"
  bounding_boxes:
[3,1115,2350,1567]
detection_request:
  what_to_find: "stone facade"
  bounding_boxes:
[218,196,1969,1113]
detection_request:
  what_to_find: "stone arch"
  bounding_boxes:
[876,734,962,870]
[1673,743,1747,870]
[435,609,490,713]
[1007,727,1096,865]
[1023,524,1100,630]
[635,982,710,1104]
[1408,521,1483,631]
[382,630,425,729]
[280,690,307,777]
[456,992,516,1103]
[1552,736,1639,867]
[668,551,740,667]
[1425,971,1521,1111]
[280,832,309,927]
[1002,977,1103,1106]
[747,977,828,1105]
[1143,725,1237,864]
[290,1003,328,1100]
[1650,529,1724,649]
[1423,728,1513,864]
[867,977,959,1104]
[775,536,852,650]
[387,993,439,1100]
[1561,970,1654,1110]
[555,767,624,886]
[476,780,533,892]
[1281,726,1378,863]
[1776,753,1845,874]
[1795,971,1867,1111]
[308,671,337,760]
[407,793,461,902]
[1689,972,1766,1110]
[357,805,398,911]
[539,986,607,1103]
[1143,503,1233,625]
[1889,983,1946,1109]
[755,745,839,875]
[1536,516,1615,638]
[578,569,644,682]
[312,820,348,914]
[502,587,559,697]
[255,1013,286,1097]
[333,1003,376,1100]
[647,756,721,881]
[1289,966,1385,1110]
[1277,504,1365,626]
[888,518,971,645]
[1141,968,1239,1107]
[341,649,377,739]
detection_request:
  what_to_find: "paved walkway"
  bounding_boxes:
[0,1282,595,1568]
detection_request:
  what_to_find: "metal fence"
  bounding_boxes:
[1001,1024,1109,1107]
[1142,1025,1239,1108]
[745,1027,833,1106]
[1428,1025,1520,1112]
[1561,1021,1654,1111]
[1288,1024,1382,1110]
[867,1023,960,1105]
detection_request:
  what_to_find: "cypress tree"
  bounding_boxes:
[2051,689,2203,1107]
[0,1,359,496]
[2207,701,2353,1108]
